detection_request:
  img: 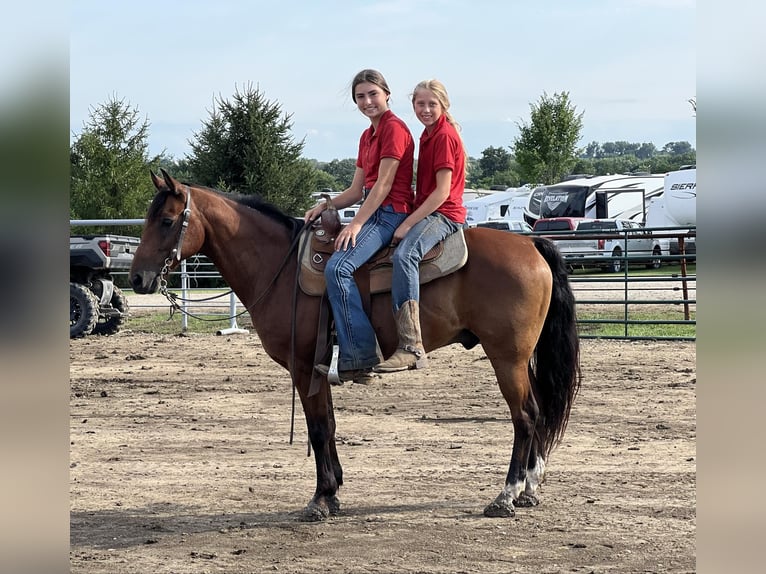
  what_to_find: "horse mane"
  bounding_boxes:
[148,183,305,240]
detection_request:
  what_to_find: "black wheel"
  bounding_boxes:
[608,247,622,273]
[70,282,98,338]
[92,285,130,336]
[646,246,662,269]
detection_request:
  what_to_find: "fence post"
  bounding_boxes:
[216,292,249,335]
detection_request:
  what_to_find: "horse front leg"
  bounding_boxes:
[484,389,539,518]
[299,380,343,522]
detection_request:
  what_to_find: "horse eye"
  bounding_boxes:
[161,218,174,227]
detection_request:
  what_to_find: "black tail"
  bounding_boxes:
[532,237,582,457]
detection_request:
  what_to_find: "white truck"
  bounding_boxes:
[553,218,660,273]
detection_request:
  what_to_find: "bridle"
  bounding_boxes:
[158,186,193,296]
[156,184,313,313]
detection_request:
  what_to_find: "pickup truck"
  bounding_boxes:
[70,234,140,338]
[550,218,661,273]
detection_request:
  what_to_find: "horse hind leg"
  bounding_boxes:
[516,364,546,508]
[483,358,539,518]
[515,432,546,507]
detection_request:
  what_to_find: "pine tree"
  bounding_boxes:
[187,83,317,215]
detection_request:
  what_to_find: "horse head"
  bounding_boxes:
[130,169,205,294]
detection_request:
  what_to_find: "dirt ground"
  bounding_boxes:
[70,328,696,574]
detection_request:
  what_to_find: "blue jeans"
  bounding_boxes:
[325,205,408,371]
[391,212,461,311]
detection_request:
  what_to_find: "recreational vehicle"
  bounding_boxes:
[645,167,696,257]
[523,174,665,226]
[465,188,531,224]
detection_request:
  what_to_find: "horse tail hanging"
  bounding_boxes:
[531,237,582,458]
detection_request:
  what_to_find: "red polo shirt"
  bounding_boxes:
[356,109,415,213]
[414,114,466,223]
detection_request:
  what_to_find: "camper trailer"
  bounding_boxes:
[645,167,696,257]
[465,188,531,225]
[523,174,665,226]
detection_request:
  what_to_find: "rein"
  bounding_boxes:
[157,184,322,449]
[157,187,315,322]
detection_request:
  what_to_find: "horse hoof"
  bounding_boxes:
[328,495,341,516]
[515,493,540,507]
[300,501,330,522]
[483,501,515,518]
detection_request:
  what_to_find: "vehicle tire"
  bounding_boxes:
[608,247,623,273]
[70,282,98,338]
[646,246,662,269]
[92,285,130,336]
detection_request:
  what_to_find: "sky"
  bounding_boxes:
[69,0,696,163]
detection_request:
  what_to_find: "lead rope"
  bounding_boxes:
[160,182,322,453]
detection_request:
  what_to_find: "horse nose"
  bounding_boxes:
[130,272,153,294]
[130,273,144,292]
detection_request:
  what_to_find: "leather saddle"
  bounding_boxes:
[298,195,468,297]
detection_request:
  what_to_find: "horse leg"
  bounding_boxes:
[299,380,342,522]
[516,365,545,508]
[483,357,539,518]
[327,389,344,488]
[515,428,546,507]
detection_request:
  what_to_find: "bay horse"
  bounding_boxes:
[130,169,581,521]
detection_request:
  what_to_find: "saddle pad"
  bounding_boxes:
[298,227,468,297]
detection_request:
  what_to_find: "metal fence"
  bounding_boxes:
[71,220,696,341]
[530,226,696,341]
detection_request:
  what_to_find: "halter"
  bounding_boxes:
[158,186,194,300]
[171,185,193,261]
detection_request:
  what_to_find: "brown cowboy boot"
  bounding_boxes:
[374,300,429,373]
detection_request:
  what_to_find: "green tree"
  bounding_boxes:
[70,95,161,235]
[581,141,601,159]
[466,147,521,188]
[478,146,512,177]
[187,83,317,215]
[318,158,357,191]
[513,91,584,185]
[159,155,194,183]
[662,141,693,156]
[635,142,657,159]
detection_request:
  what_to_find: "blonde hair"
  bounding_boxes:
[412,79,467,172]
[411,79,461,132]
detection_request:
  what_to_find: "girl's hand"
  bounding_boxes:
[335,222,362,251]
[304,203,325,222]
[392,222,412,245]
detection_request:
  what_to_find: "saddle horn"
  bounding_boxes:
[319,193,341,237]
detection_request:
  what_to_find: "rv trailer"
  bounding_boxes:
[523,174,665,226]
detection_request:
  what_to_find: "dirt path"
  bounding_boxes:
[70,332,695,573]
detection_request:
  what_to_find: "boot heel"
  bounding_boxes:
[414,354,429,369]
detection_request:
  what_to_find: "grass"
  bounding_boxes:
[576,309,696,339]
[126,311,253,335]
[123,263,697,340]
[570,262,696,277]
[125,308,695,340]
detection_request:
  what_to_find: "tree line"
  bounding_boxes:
[70,86,695,234]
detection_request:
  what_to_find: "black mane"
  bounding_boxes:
[148,184,305,240]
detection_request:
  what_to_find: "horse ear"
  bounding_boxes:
[160,168,183,197]
[150,170,164,190]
